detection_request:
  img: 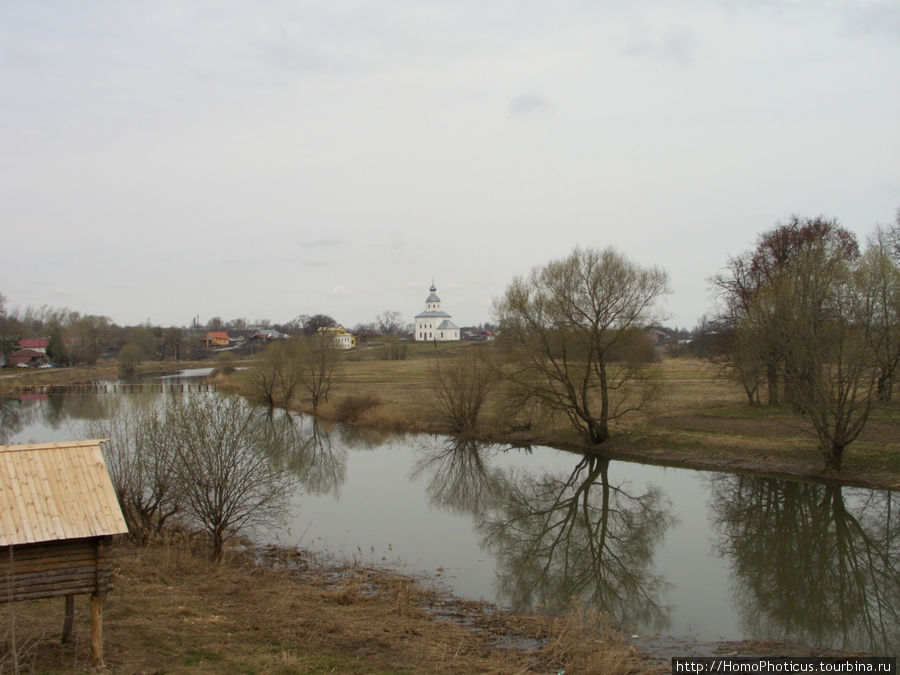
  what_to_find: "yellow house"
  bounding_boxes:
[317,326,356,350]
[204,331,230,348]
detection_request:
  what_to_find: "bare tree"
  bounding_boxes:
[248,339,302,412]
[63,314,116,365]
[494,246,669,445]
[375,310,404,336]
[302,314,337,336]
[87,397,181,541]
[430,347,497,435]
[295,335,342,409]
[171,394,298,560]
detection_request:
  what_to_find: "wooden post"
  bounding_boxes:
[91,536,107,666]
[62,594,75,643]
[90,593,103,666]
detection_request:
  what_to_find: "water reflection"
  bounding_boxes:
[269,414,347,497]
[411,438,507,517]
[1,392,115,442]
[709,475,900,652]
[0,399,25,444]
[416,444,676,631]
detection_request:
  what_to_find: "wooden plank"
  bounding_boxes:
[62,595,75,643]
[3,584,107,603]
[0,440,109,454]
[3,555,98,571]
[2,565,99,586]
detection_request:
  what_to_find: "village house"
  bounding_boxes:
[249,328,288,341]
[317,325,356,350]
[18,337,50,353]
[203,331,230,349]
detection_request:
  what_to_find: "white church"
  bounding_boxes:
[414,283,460,342]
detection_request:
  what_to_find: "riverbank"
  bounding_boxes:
[3,537,654,674]
[268,352,900,491]
[3,352,898,490]
[5,537,873,673]
[0,359,210,390]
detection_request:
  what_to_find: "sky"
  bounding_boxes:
[2,1,898,331]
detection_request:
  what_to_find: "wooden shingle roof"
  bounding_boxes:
[0,440,129,547]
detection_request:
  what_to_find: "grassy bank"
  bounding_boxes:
[224,348,900,489]
[2,537,655,674]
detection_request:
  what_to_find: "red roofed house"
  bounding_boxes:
[18,337,50,353]
[204,331,230,349]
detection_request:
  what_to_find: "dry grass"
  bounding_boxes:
[1,537,659,674]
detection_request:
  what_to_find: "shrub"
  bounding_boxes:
[335,394,382,424]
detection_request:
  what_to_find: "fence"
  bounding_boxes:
[1,382,215,396]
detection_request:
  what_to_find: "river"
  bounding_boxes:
[1,371,896,654]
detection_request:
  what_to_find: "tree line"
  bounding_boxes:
[0,303,399,371]
[430,212,898,473]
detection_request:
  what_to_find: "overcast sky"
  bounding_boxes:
[2,1,898,331]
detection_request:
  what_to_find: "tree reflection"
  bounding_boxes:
[41,391,115,428]
[0,399,25,444]
[709,475,899,652]
[267,413,347,497]
[411,438,507,517]
[478,454,674,631]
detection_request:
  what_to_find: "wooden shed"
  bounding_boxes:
[0,440,129,666]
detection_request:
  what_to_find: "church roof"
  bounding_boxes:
[426,292,441,303]
[416,309,451,319]
[436,319,458,330]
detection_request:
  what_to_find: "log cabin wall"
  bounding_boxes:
[1,536,113,603]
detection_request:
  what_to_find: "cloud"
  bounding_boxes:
[297,237,346,249]
[301,259,329,268]
[621,27,697,66]
[331,285,349,296]
[508,92,555,118]
[840,2,900,42]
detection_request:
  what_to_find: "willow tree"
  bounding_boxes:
[494,246,669,445]
[771,237,878,469]
[715,217,890,470]
[713,216,860,406]
[861,225,900,401]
